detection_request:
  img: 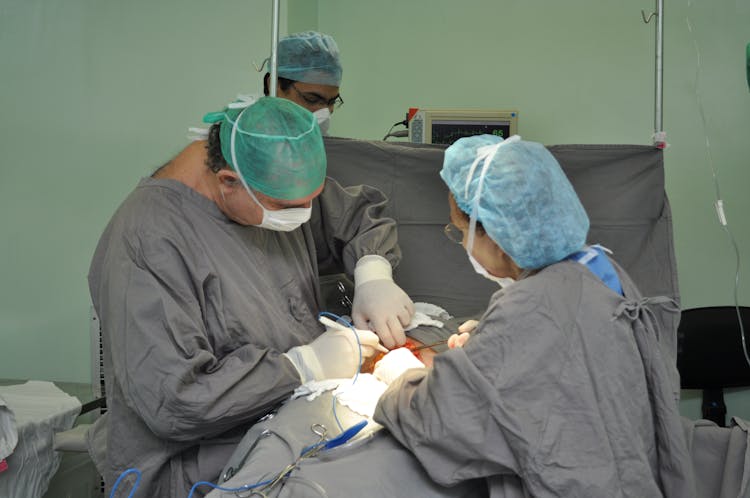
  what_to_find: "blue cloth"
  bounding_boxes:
[568,246,623,295]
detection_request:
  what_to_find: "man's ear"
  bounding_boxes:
[217,170,240,187]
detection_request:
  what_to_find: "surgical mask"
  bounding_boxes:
[464,136,522,289]
[314,108,331,135]
[467,252,516,288]
[245,187,311,232]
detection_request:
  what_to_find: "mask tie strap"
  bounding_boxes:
[230,106,258,203]
[464,135,521,255]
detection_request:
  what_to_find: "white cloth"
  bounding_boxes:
[372,348,426,385]
[0,394,17,461]
[333,374,388,418]
[405,302,452,331]
[0,381,82,498]
[290,379,346,401]
[289,374,388,419]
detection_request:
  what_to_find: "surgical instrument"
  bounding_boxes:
[299,420,369,458]
[337,281,353,312]
[409,339,449,352]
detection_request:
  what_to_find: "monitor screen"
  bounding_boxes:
[431,119,511,145]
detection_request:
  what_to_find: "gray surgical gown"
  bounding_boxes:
[87,176,399,497]
[375,259,696,498]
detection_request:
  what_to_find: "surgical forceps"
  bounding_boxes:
[299,420,368,458]
[337,281,353,312]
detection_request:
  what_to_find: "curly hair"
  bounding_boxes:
[205,123,229,173]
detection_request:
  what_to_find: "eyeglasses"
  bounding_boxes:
[444,223,464,244]
[290,83,344,109]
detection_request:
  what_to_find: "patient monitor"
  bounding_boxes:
[408,108,518,145]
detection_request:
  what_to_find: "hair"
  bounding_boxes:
[205,123,229,173]
[263,73,295,96]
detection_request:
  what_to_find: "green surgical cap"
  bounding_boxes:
[278,31,342,86]
[215,97,326,200]
[440,135,590,269]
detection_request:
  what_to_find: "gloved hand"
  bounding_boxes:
[351,255,415,349]
[447,319,478,349]
[447,332,471,349]
[284,323,386,383]
[458,319,479,334]
[373,347,425,384]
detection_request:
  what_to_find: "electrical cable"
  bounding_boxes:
[382,118,408,141]
[186,478,273,498]
[108,467,274,498]
[109,468,141,498]
[686,8,749,369]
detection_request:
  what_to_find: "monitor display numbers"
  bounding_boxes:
[431,120,511,145]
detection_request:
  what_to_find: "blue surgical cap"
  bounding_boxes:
[213,97,326,200]
[440,135,590,269]
[277,31,342,87]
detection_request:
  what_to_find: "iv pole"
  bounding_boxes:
[643,0,666,148]
[269,0,281,97]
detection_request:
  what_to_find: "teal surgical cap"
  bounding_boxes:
[278,31,342,86]
[207,97,326,200]
[440,135,590,269]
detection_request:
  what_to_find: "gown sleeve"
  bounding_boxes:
[309,177,401,275]
[374,286,565,487]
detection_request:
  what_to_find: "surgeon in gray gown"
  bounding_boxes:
[374,135,697,497]
[87,97,413,497]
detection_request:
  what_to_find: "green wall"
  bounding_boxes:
[0,0,286,382]
[2,0,749,421]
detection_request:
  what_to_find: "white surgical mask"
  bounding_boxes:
[464,136,523,289]
[467,252,517,288]
[314,108,331,135]
[245,187,311,232]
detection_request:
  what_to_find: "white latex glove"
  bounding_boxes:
[447,319,478,349]
[284,322,386,383]
[352,255,415,349]
[373,347,425,384]
[447,332,471,349]
[458,319,479,334]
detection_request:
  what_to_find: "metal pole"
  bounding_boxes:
[654,0,665,147]
[269,0,280,97]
